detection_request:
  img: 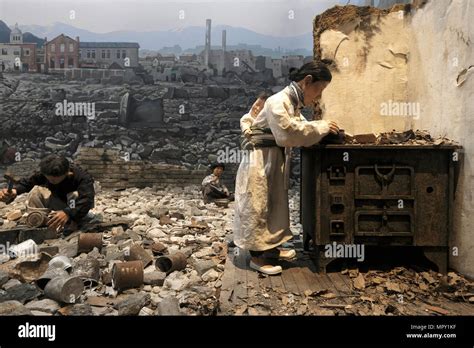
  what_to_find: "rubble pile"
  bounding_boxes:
[0,74,260,170]
[342,130,459,146]
[0,184,236,316]
[0,185,302,316]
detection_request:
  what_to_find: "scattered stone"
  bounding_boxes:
[0,283,41,304]
[25,299,60,314]
[2,279,22,290]
[170,212,185,220]
[156,296,181,316]
[151,242,167,255]
[6,210,23,221]
[164,272,191,291]
[0,270,9,287]
[192,260,216,276]
[116,293,150,316]
[201,269,219,282]
[139,306,154,316]
[148,207,169,219]
[0,300,32,315]
[86,296,116,307]
[58,304,94,316]
[146,227,167,239]
[31,310,53,316]
[159,215,173,225]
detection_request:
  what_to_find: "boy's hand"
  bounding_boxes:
[47,210,69,232]
[0,188,17,202]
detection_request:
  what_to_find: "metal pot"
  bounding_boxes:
[155,252,187,274]
[44,276,84,303]
[72,258,101,288]
[77,233,103,253]
[36,267,69,290]
[48,255,73,272]
[112,260,143,291]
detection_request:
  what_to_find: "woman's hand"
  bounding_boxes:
[327,120,340,134]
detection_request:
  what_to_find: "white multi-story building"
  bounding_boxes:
[79,42,140,68]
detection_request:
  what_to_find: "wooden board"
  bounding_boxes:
[218,250,474,316]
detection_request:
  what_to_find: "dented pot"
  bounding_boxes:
[155,252,187,274]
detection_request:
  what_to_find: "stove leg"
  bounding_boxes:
[310,248,336,273]
[303,232,310,251]
[423,248,448,274]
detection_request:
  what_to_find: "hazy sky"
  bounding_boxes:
[0,0,360,36]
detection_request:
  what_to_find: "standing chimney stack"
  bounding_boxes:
[205,19,211,67]
[222,29,226,52]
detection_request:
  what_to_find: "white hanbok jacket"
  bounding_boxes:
[233,85,330,251]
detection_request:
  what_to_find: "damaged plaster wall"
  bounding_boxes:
[315,2,473,277]
[408,0,474,278]
[316,5,412,134]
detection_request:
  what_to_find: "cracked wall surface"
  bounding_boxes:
[314,1,473,277]
[408,0,474,278]
[314,5,412,134]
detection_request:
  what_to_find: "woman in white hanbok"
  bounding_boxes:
[233,61,340,275]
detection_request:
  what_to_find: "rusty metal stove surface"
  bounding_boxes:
[300,144,461,273]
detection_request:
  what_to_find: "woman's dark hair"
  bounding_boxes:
[288,61,332,83]
[40,154,70,176]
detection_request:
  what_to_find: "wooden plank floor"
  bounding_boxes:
[219,248,474,316]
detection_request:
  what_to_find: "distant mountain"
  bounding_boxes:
[0,20,45,46]
[23,32,45,47]
[0,20,10,42]
[17,21,313,54]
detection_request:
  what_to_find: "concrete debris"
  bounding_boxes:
[3,182,467,317]
[340,129,458,146]
[58,304,94,316]
[0,283,41,304]
[201,269,219,282]
[0,184,233,315]
[116,293,150,316]
[156,296,182,316]
[0,300,33,315]
[25,299,60,314]
[2,279,22,290]
[164,271,191,291]
[0,270,9,287]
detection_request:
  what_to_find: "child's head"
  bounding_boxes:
[40,154,70,185]
[210,163,225,177]
[252,91,272,116]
